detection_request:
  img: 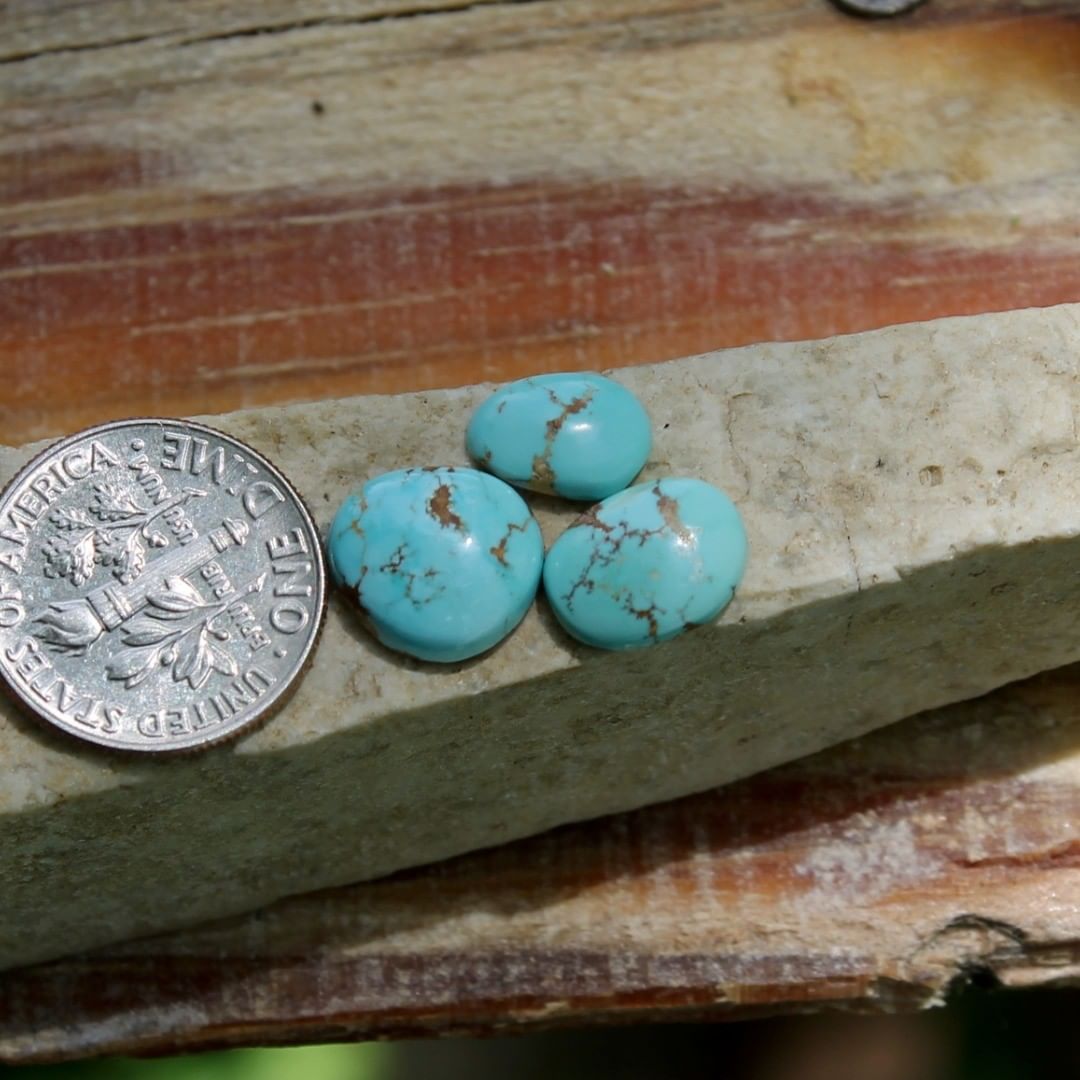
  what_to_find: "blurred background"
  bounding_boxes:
[6,986,1079,1080]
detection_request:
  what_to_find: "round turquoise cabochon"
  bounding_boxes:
[328,467,544,663]
[543,477,747,650]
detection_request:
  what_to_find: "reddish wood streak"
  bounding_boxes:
[0,947,892,1065]
[4,177,1080,441]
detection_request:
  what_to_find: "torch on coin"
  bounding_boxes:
[32,517,251,655]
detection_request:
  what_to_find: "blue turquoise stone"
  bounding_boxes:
[466,371,651,501]
[542,478,747,650]
[327,467,543,663]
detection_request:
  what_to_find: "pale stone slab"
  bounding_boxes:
[3,304,1080,971]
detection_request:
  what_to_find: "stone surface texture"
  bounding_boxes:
[4,304,1080,971]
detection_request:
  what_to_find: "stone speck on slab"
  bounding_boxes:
[3,304,1080,970]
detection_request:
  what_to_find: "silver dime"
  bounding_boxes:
[0,419,326,753]
[829,0,926,15]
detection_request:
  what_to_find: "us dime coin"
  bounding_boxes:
[0,419,326,753]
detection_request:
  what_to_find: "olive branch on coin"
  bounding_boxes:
[104,572,267,691]
[41,478,205,588]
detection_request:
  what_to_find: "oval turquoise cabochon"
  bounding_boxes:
[466,371,651,501]
[328,467,544,663]
[542,477,747,650]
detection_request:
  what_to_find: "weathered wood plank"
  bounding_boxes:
[6,1,1080,440]
[2,663,1079,1062]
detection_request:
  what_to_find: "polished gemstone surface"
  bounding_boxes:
[328,467,543,662]
[466,371,651,501]
[543,477,746,650]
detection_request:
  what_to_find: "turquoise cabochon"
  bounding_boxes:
[466,371,651,502]
[542,477,747,650]
[328,467,544,663]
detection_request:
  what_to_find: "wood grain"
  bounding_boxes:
[3,0,1080,1061]
[6,0,1080,439]
[3,664,1079,1062]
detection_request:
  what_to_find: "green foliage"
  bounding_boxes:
[1,1042,391,1080]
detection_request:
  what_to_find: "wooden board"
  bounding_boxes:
[3,665,1080,1062]
[3,0,1080,1062]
